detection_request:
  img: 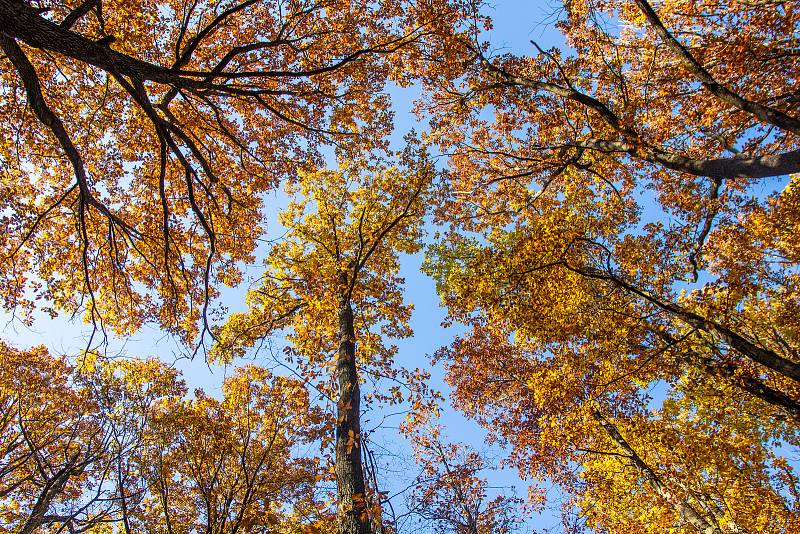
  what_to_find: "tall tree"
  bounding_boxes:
[424,315,800,532]
[0,341,332,533]
[130,364,330,533]
[421,0,800,378]
[213,157,435,534]
[0,0,459,345]
[0,343,183,532]
[421,0,800,530]
[408,426,523,534]
[424,168,800,529]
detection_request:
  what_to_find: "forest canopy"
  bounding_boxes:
[1,0,799,532]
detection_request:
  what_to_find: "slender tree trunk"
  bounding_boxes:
[686,352,800,423]
[654,328,800,423]
[335,297,370,534]
[573,266,800,383]
[592,410,724,534]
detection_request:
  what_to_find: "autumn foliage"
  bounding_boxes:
[0,342,332,532]
[2,0,800,532]
[423,0,800,532]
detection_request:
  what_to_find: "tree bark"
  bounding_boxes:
[592,410,724,534]
[20,453,80,534]
[487,58,800,180]
[0,0,189,86]
[570,266,800,384]
[687,352,800,423]
[335,296,371,534]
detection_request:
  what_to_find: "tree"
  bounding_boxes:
[213,156,435,534]
[0,343,174,533]
[408,426,522,534]
[423,174,800,530]
[0,0,455,345]
[424,313,800,532]
[130,364,330,533]
[0,341,333,533]
[421,0,800,390]
[418,0,800,427]
[425,0,800,188]
[78,353,188,534]
[426,177,800,417]
[420,0,800,529]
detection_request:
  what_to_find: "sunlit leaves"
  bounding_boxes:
[0,341,329,532]
[423,1,800,530]
[0,0,461,344]
[213,158,433,404]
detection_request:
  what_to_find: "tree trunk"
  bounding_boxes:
[592,410,724,534]
[687,352,800,423]
[20,453,80,534]
[335,297,371,534]
[573,266,800,384]
[654,328,800,423]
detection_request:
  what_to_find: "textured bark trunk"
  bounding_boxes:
[575,267,800,384]
[687,352,800,423]
[655,329,800,424]
[20,454,79,534]
[335,297,371,534]
[0,0,201,87]
[592,411,724,534]
[698,318,800,384]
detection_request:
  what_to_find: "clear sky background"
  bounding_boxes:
[2,1,572,531]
